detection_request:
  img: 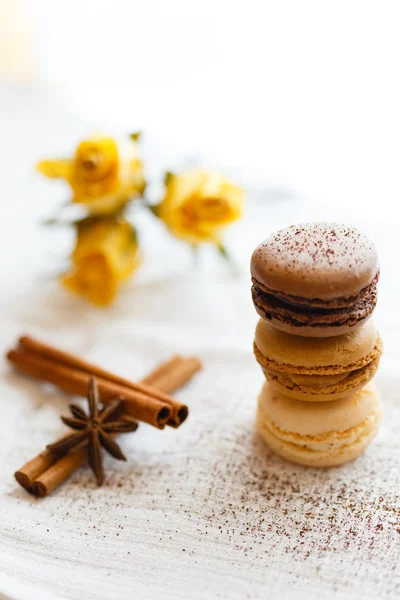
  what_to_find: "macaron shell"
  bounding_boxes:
[259,380,379,434]
[263,355,380,401]
[256,381,381,467]
[256,307,372,339]
[257,410,381,467]
[251,223,379,301]
[254,318,380,372]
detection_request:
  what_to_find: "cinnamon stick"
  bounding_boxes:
[14,432,73,490]
[18,337,188,427]
[14,355,202,496]
[33,445,88,497]
[141,355,182,387]
[14,447,61,490]
[152,357,202,396]
[8,349,172,429]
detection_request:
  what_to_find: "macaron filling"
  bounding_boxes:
[261,355,380,400]
[257,408,381,458]
[251,279,377,330]
[252,271,380,310]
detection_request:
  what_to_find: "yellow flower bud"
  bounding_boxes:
[37,135,146,215]
[62,218,141,306]
[157,169,244,245]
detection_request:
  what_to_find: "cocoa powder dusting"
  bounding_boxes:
[255,223,378,277]
[3,355,400,598]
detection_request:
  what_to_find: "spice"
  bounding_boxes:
[13,352,202,497]
[17,336,189,426]
[48,377,138,485]
[7,333,196,428]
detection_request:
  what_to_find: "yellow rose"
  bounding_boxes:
[37,134,146,215]
[157,169,244,245]
[62,218,141,306]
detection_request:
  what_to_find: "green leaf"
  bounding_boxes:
[217,244,230,261]
[191,244,200,266]
[129,131,142,141]
[147,203,161,218]
[41,216,80,227]
[41,217,63,226]
[164,171,174,186]
[139,179,147,196]
[40,200,72,226]
[130,224,138,245]
[217,244,239,275]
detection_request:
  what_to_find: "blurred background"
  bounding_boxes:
[0,0,399,369]
[3,0,400,217]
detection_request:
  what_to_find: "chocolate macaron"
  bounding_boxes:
[251,223,379,337]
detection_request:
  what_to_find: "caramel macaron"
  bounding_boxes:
[254,318,382,402]
[251,223,379,337]
[257,380,381,467]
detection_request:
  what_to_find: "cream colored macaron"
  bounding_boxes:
[254,318,382,401]
[257,381,381,467]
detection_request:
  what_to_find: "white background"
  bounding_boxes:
[15,0,400,222]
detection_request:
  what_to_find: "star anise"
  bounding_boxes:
[47,376,138,485]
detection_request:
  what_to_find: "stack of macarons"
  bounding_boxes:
[251,223,382,467]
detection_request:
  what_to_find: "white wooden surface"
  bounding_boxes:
[0,84,399,600]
